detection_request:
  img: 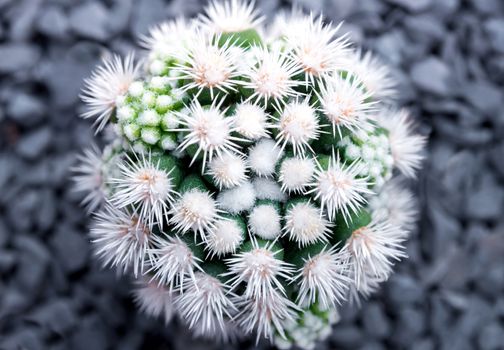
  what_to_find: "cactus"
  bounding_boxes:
[73,1,426,348]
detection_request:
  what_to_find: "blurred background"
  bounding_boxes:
[0,0,503,349]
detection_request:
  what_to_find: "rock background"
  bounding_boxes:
[0,0,503,349]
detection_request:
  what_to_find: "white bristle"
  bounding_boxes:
[234,289,299,341]
[225,239,294,300]
[206,217,244,258]
[248,204,282,240]
[141,128,161,145]
[307,152,373,222]
[208,152,248,189]
[81,53,141,132]
[176,272,237,338]
[294,246,351,309]
[376,109,426,178]
[232,103,271,140]
[346,50,397,100]
[138,109,160,126]
[148,234,202,292]
[252,177,287,202]
[318,75,376,138]
[285,17,349,83]
[140,18,195,59]
[71,145,106,212]
[370,178,418,231]
[170,189,219,241]
[128,81,144,97]
[345,219,407,291]
[284,201,332,247]
[109,152,177,229]
[173,32,243,98]
[241,47,302,108]
[175,98,245,171]
[199,0,264,34]
[90,205,152,278]
[217,181,257,214]
[279,156,316,194]
[248,138,283,177]
[274,97,321,156]
[133,278,175,324]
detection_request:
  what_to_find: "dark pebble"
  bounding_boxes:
[70,315,109,350]
[362,302,390,339]
[412,338,435,350]
[477,322,504,350]
[49,226,88,274]
[462,80,502,115]
[0,218,8,247]
[27,299,77,335]
[35,189,57,231]
[391,307,426,346]
[36,5,69,40]
[7,189,39,230]
[107,0,134,36]
[410,57,453,95]
[330,325,364,348]
[0,288,31,318]
[0,328,44,350]
[360,342,386,350]
[0,44,40,73]
[0,249,16,272]
[69,2,111,41]
[6,92,47,127]
[16,127,53,159]
[39,43,102,108]
[387,0,432,12]
[385,275,423,305]
[484,18,504,53]
[490,141,504,179]
[0,1,503,350]
[12,235,50,293]
[471,0,503,15]
[7,0,41,41]
[131,0,168,36]
[465,173,504,220]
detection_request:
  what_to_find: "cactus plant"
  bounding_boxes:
[73,1,426,348]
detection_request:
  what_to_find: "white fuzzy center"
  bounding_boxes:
[192,109,231,150]
[286,203,328,244]
[278,102,319,149]
[209,153,247,189]
[208,219,243,255]
[248,139,282,176]
[178,190,217,230]
[280,157,315,192]
[233,103,268,139]
[249,205,281,239]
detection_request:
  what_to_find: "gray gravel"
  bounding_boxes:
[0,0,503,349]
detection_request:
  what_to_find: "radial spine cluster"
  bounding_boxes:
[74,1,426,349]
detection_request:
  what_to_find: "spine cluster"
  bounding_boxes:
[73,1,426,349]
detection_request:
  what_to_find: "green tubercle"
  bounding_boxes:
[240,238,285,261]
[178,231,206,261]
[285,241,330,270]
[115,78,187,152]
[178,174,208,193]
[332,209,372,244]
[151,154,183,188]
[218,29,263,49]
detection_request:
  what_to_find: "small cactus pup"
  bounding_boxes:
[73,1,426,348]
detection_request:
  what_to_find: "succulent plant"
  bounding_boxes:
[73,1,426,348]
